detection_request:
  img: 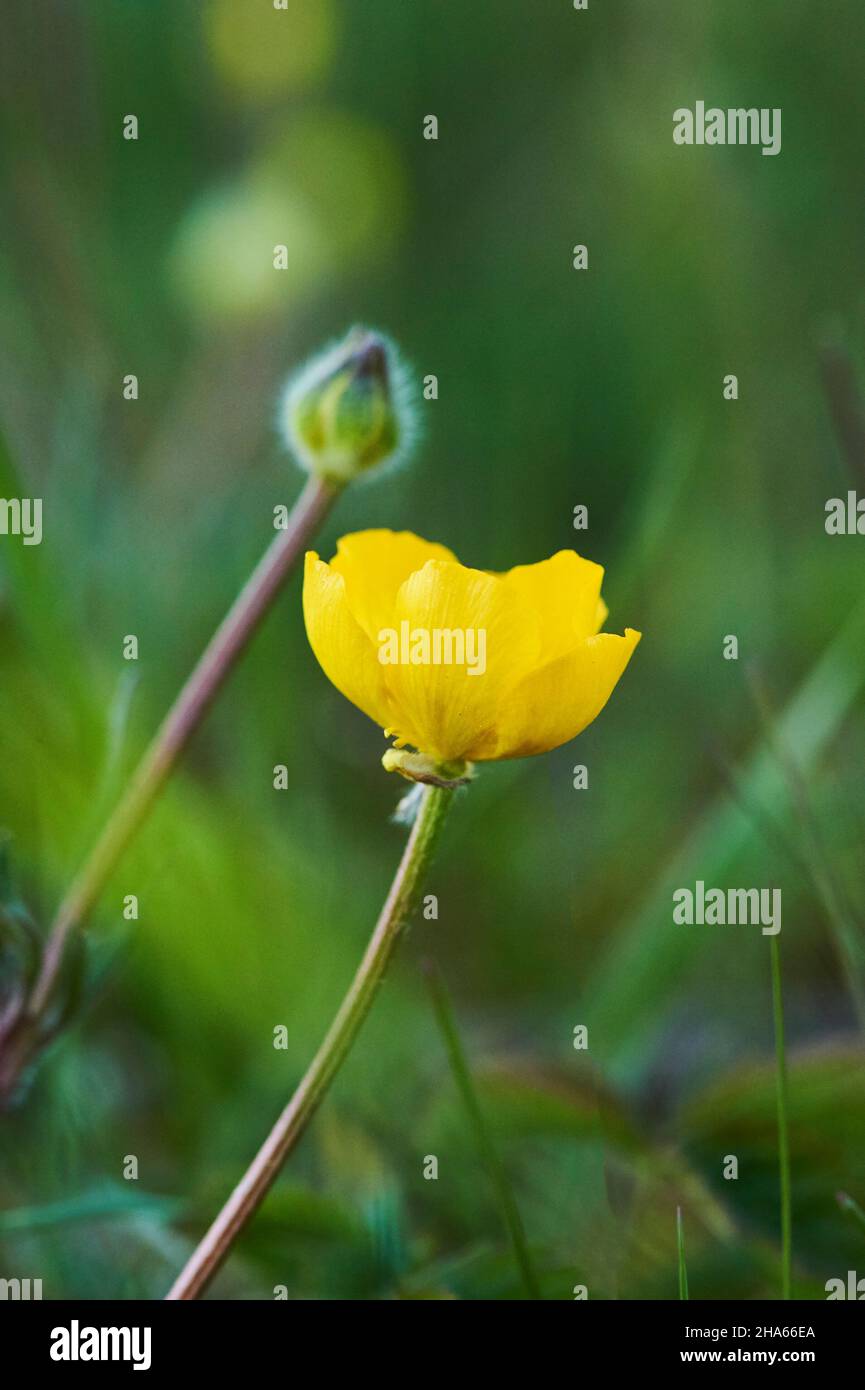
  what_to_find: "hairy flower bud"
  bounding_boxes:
[280,327,413,484]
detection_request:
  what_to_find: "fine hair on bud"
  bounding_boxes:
[278,325,419,486]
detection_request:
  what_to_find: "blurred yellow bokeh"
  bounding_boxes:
[169,179,326,321]
[254,112,407,260]
[169,111,406,323]
[207,0,336,98]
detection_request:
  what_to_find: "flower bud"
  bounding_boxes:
[281,327,413,484]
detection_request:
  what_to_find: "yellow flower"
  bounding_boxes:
[303,530,640,776]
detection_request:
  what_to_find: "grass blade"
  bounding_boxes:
[585,597,865,1075]
[771,936,792,1299]
[837,1190,865,1235]
[677,1205,689,1300]
[424,958,541,1300]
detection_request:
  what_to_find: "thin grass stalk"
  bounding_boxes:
[771,936,792,1299]
[424,958,541,1300]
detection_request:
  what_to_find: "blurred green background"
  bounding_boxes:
[1,0,864,1300]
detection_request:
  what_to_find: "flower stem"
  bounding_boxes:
[165,783,455,1301]
[0,476,338,1104]
[424,958,541,1299]
[770,935,792,1299]
[676,1205,689,1300]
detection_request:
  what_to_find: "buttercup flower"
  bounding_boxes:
[303,531,640,781]
[177,531,640,1291]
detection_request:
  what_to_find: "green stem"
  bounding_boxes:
[771,935,792,1299]
[676,1205,689,1300]
[165,783,455,1301]
[0,476,338,1104]
[424,959,541,1300]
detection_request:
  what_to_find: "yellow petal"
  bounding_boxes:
[303,552,395,730]
[329,530,456,640]
[386,560,541,761]
[501,550,607,657]
[490,628,642,760]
